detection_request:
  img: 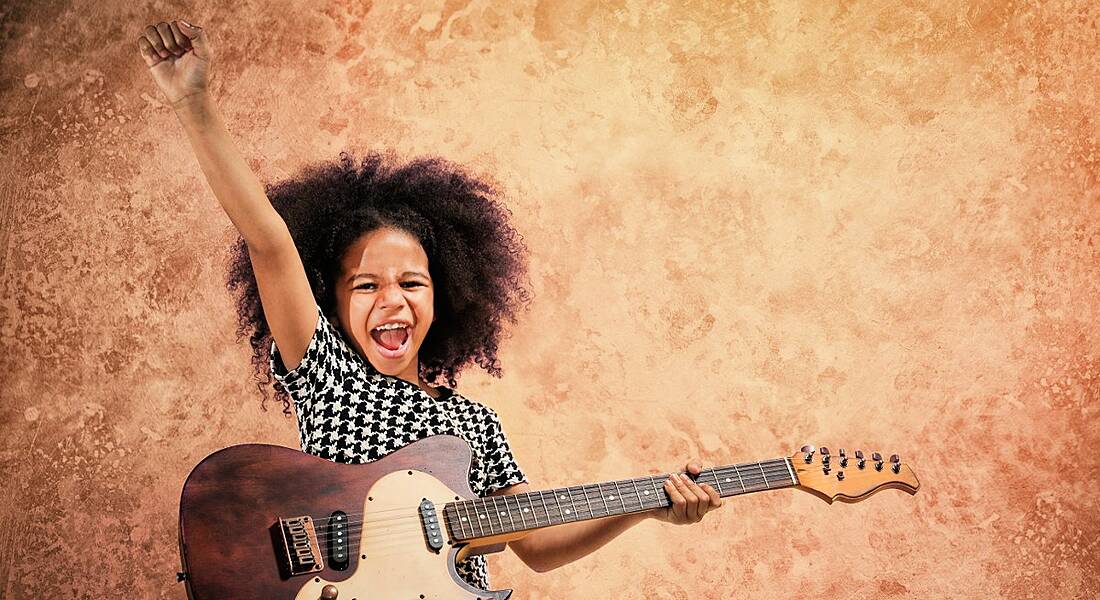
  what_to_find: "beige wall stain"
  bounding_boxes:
[1,0,1098,598]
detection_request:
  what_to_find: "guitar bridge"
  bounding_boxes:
[277,515,325,576]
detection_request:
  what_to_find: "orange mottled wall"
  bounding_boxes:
[1,1,1097,598]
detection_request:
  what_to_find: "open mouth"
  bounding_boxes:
[369,323,411,359]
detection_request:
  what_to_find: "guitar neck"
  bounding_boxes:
[443,457,798,541]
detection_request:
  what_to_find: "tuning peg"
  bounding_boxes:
[838,448,848,467]
[873,452,884,471]
[855,450,865,469]
[820,447,830,466]
[820,447,830,456]
[800,445,815,464]
[890,454,901,474]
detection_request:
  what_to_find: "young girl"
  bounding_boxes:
[139,18,722,592]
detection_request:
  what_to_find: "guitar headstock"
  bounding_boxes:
[790,445,920,504]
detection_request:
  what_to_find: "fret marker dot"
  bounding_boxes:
[479,514,486,519]
[460,517,467,521]
[608,495,615,500]
[644,491,650,495]
[500,511,506,516]
[560,495,567,500]
[523,508,530,512]
[564,509,572,514]
[726,478,733,482]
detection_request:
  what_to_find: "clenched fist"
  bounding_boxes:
[137,20,210,107]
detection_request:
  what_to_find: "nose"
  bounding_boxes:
[377,281,407,309]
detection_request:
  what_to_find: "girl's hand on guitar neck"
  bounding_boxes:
[652,461,723,525]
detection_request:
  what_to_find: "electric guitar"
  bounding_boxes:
[177,435,919,599]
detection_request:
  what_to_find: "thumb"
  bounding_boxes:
[178,20,210,60]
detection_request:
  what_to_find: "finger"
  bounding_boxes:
[680,474,709,522]
[686,461,703,476]
[156,22,182,55]
[177,20,210,60]
[672,473,700,521]
[144,25,170,58]
[664,476,688,522]
[137,36,164,67]
[169,21,192,52]
[701,482,722,509]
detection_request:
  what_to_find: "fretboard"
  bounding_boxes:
[442,457,798,542]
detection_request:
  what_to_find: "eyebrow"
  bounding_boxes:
[346,271,430,283]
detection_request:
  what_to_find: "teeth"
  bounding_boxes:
[373,323,408,332]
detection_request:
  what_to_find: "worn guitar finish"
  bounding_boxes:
[178,437,919,599]
[179,436,510,599]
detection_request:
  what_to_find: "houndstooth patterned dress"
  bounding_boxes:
[270,304,527,590]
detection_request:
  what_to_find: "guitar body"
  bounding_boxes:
[178,435,513,600]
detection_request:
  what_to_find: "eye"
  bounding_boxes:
[401,281,424,288]
[353,283,376,290]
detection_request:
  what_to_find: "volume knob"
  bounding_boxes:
[320,585,339,600]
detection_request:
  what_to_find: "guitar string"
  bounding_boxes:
[442,463,799,541]
[305,464,796,544]
[302,460,793,527]
[309,472,797,546]
[226,466,807,552]
[436,467,795,542]
[303,462,795,538]
[302,462,793,537]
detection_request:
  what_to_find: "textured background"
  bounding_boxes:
[1,0,1098,598]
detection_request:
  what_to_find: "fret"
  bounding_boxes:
[711,468,724,495]
[548,489,564,524]
[502,495,517,531]
[784,457,797,486]
[459,503,470,539]
[462,500,479,538]
[487,496,504,533]
[596,482,613,517]
[630,478,644,510]
[450,504,466,540]
[471,499,489,535]
[579,485,592,518]
[733,464,747,493]
[442,504,456,539]
[512,493,530,526]
[613,481,628,514]
[524,492,539,528]
[539,490,554,526]
[649,475,663,509]
[484,498,499,535]
[443,504,456,539]
[547,489,562,524]
[564,487,579,521]
[757,461,770,489]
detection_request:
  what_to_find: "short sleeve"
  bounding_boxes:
[478,408,528,496]
[269,304,340,408]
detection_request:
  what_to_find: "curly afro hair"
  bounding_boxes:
[225,151,533,414]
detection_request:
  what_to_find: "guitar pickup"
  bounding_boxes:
[325,511,349,571]
[277,515,324,576]
[419,499,444,553]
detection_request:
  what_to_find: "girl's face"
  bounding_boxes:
[333,227,435,387]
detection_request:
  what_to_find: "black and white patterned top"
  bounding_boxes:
[269,304,527,590]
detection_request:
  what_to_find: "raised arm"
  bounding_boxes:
[138,20,316,371]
